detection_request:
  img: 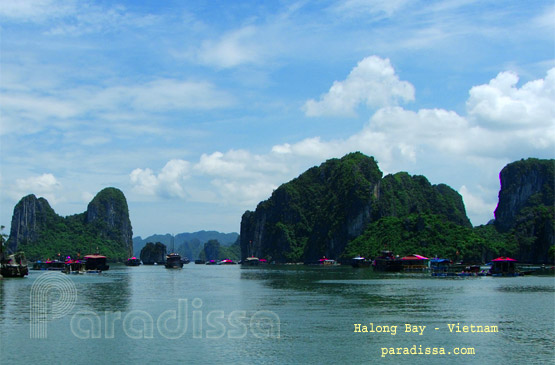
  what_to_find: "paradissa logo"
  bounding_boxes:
[70,298,281,340]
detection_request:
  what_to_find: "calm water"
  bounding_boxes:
[1,265,554,364]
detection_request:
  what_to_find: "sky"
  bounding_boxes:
[1,0,554,238]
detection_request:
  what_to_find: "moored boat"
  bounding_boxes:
[32,260,65,270]
[84,254,110,272]
[1,252,28,277]
[165,253,183,269]
[372,251,403,272]
[351,256,371,268]
[125,257,142,266]
[218,259,237,265]
[242,257,260,266]
[63,259,85,274]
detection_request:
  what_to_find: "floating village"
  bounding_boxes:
[1,247,553,279]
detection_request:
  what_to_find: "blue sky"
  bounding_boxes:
[1,0,554,238]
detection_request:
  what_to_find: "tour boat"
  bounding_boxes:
[84,254,110,272]
[125,257,142,266]
[165,253,184,269]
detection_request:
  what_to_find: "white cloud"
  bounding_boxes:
[130,159,190,199]
[0,0,75,22]
[0,0,160,35]
[303,56,415,117]
[12,173,61,203]
[0,78,234,136]
[95,79,235,111]
[459,185,496,225]
[129,65,555,226]
[467,68,555,130]
[331,0,410,18]
[197,26,261,68]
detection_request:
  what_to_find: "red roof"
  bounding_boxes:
[401,254,429,260]
[492,257,517,262]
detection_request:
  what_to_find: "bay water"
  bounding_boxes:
[1,264,553,364]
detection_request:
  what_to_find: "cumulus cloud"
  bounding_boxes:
[12,173,61,203]
[467,69,555,130]
[303,56,415,117]
[130,65,554,225]
[130,159,190,199]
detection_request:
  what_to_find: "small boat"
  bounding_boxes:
[84,254,110,272]
[351,256,371,268]
[205,260,218,265]
[373,251,403,272]
[218,259,237,265]
[125,257,142,266]
[63,259,85,274]
[194,259,205,264]
[1,252,28,277]
[181,257,190,265]
[242,257,260,266]
[165,253,183,269]
[31,260,65,270]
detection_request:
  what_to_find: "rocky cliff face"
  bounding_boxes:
[494,158,554,263]
[7,195,58,253]
[140,242,166,264]
[240,152,470,263]
[85,188,133,257]
[6,187,133,260]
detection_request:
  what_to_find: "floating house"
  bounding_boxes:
[489,257,519,276]
[401,254,429,272]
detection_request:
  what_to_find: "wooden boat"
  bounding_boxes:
[194,259,205,264]
[63,260,85,274]
[372,251,403,272]
[218,259,237,265]
[125,257,142,266]
[32,260,65,270]
[165,253,183,269]
[242,257,260,266]
[205,260,218,265]
[1,252,28,277]
[351,256,371,268]
[84,254,110,272]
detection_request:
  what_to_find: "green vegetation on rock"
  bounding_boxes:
[7,187,133,262]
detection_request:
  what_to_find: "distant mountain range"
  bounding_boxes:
[133,231,239,259]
